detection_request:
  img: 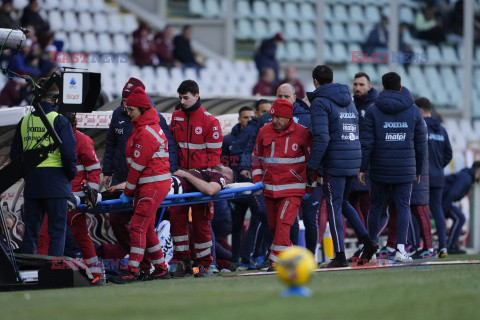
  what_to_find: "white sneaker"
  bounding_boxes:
[394,250,413,263]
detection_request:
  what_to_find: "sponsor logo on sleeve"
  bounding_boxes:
[213,131,220,139]
[292,143,298,151]
[134,150,141,158]
[195,127,202,134]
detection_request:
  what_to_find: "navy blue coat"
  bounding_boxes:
[254,37,279,76]
[307,83,361,177]
[443,167,476,202]
[10,102,77,198]
[350,87,379,192]
[411,148,430,205]
[102,105,178,185]
[425,117,452,187]
[222,121,258,181]
[239,98,311,172]
[360,88,427,184]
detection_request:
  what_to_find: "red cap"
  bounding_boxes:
[122,77,145,99]
[270,99,293,119]
[274,33,284,42]
[125,87,151,109]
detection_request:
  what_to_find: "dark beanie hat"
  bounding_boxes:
[122,77,145,99]
[125,87,151,109]
[270,99,293,119]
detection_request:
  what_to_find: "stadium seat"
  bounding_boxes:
[90,0,106,12]
[284,21,300,40]
[189,0,204,16]
[48,10,63,32]
[75,0,91,13]
[276,43,288,61]
[349,5,364,23]
[252,1,268,18]
[206,0,223,17]
[330,23,348,42]
[235,0,251,18]
[269,2,283,19]
[68,32,84,53]
[441,45,459,65]
[324,4,334,22]
[302,41,317,62]
[78,12,93,32]
[426,45,442,64]
[108,13,123,34]
[365,6,381,22]
[236,19,252,39]
[299,21,316,41]
[62,11,79,32]
[284,2,299,20]
[347,23,364,42]
[332,4,349,22]
[93,13,108,33]
[252,20,268,40]
[300,2,316,21]
[399,7,414,24]
[331,42,349,63]
[60,0,75,11]
[268,20,282,36]
[286,41,302,61]
[112,34,130,54]
[97,33,113,54]
[123,14,139,34]
[83,33,99,53]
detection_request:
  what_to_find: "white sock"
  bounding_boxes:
[428,248,434,251]
[74,196,81,206]
[397,244,405,253]
[97,193,102,202]
[386,246,395,253]
[358,244,364,250]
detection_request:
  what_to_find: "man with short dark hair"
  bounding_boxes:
[416,97,452,258]
[359,72,427,262]
[307,65,378,268]
[169,80,223,277]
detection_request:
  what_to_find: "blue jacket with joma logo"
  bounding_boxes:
[425,116,452,187]
[307,83,361,177]
[360,88,427,184]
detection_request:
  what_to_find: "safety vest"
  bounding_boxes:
[20,111,62,168]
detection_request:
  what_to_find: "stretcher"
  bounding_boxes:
[78,182,263,213]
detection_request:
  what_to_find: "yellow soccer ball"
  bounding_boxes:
[276,246,317,286]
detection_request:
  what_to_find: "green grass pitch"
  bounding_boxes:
[2,254,480,320]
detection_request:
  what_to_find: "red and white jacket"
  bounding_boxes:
[124,108,171,196]
[169,100,223,170]
[72,128,101,196]
[251,120,314,198]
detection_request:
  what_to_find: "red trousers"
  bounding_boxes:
[128,185,170,274]
[170,202,213,267]
[387,204,433,249]
[265,196,302,262]
[109,210,153,272]
[38,210,102,277]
